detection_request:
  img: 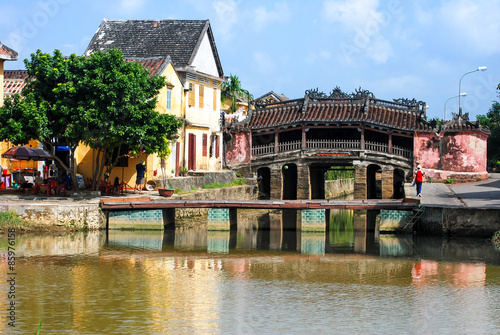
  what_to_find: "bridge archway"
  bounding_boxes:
[310,164,354,199]
[393,168,405,199]
[257,167,271,200]
[367,164,382,199]
[282,163,297,200]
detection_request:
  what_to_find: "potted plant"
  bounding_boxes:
[157,157,174,197]
[181,167,188,177]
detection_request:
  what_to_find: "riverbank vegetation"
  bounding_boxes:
[477,87,500,170]
[0,211,79,234]
[172,178,246,194]
[492,231,500,250]
[0,49,183,190]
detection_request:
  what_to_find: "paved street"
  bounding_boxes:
[407,173,500,209]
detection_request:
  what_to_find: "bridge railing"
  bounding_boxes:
[252,140,411,159]
[279,140,301,152]
[252,144,275,156]
[365,141,388,153]
[393,145,412,158]
[306,139,360,150]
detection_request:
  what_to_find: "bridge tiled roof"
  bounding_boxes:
[246,99,435,132]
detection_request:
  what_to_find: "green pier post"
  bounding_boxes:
[207,208,237,230]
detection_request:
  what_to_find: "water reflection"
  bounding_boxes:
[1,210,500,334]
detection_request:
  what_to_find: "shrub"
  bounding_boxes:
[492,231,500,250]
[0,211,31,227]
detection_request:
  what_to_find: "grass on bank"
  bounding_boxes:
[0,211,35,227]
[172,178,246,194]
[202,178,245,189]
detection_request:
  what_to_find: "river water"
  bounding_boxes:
[1,209,500,334]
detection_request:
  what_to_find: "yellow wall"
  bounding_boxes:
[182,74,222,171]
[75,61,185,188]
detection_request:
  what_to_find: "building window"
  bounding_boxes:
[166,89,172,111]
[188,83,195,107]
[199,85,204,109]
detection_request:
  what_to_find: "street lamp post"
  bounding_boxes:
[444,93,467,121]
[458,66,487,116]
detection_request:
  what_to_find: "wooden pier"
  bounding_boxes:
[100,198,419,211]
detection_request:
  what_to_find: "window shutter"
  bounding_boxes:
[213,86,217,111]
[188,83,195,106]
[199,85,204,108]
[215,135,220,158]
[202,134,208,157]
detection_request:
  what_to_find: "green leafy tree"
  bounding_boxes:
[221,74,252,113]
[74,49,182,188]
[0,50,84,184]
[477,91,500,169]
[0,48,183,189]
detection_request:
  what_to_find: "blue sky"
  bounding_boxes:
[1,0,499,121]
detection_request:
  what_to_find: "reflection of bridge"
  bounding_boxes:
[100,199,418,231]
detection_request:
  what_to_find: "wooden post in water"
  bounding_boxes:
[162,208,176,230]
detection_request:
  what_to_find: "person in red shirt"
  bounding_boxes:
[413,165,425,197]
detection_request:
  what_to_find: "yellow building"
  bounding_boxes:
[75,57,185,188]
[85,19,225,178]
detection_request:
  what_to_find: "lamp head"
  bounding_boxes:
[460,92,467,96]
[478,66,487,71]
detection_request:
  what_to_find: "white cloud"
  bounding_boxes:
[323,0,380,27]
[323,0,401,64]
[305,50,331,64]
[253,51,275,74]
[120,0,146,11]
[365,35,393,64]
[439,0,500,56]
[213,0,239,41]
[254,1,292,30]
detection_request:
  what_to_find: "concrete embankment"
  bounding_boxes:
[0,185,257,230]
[417,206,500,237]
[406,175,500,237]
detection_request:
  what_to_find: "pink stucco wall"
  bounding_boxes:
[414,131,488,180]
[225,131,251,165]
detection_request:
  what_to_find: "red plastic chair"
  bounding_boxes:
[100,180,112,196]
[48,180,59,195]
[87,177,93,189]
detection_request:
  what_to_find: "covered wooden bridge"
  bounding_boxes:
[224,88,436,200]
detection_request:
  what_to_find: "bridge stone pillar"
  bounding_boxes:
[270,167,282,200]
[381,166,394,199]
[207,208,237,230]
[354,164,367,199]
[297,164,310,199]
